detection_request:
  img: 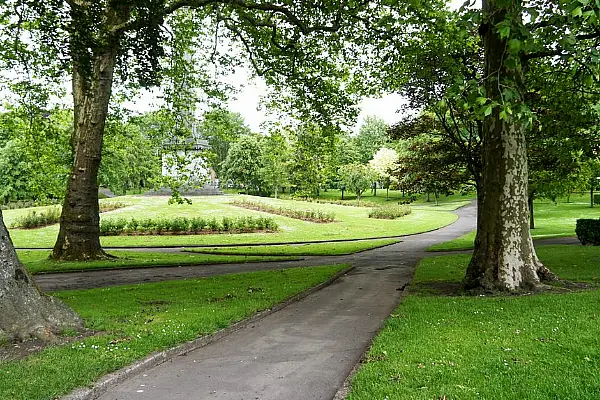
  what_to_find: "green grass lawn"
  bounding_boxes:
[428,198,600,251]
[184,238,400,256]
[17,250,299,275]
[315,189,475,210]
[346,246,600,400]
[6,195,457,248]
[0,265,347,400]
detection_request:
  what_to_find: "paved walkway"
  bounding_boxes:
[41,203,471,400]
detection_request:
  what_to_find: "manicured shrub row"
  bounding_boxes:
[231,199,335,222]
[368,204,412,219]
[575,218,600,245]
[12,207,61,229]
[99,215,278,236]
[314,199,378,208]
[11,202,127,229]
[99,201,126,213]
[1,199,60,210]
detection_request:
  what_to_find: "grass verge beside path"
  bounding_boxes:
[427,199,598,251]
[18,250,299,275]
[0,265,348,400]
[346,246,600,400]
[184,238,400,256]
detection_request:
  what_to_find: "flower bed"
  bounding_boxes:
[100,215,278,236]
[230,199,335,223]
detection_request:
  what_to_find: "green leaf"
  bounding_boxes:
[476,97,488,105]
[508,38,523,52]
[572,7,583,17]
[483,105,493,116]
[498,26,511,39]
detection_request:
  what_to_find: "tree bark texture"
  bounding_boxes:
[465,0,555,291]
[52,7,129,260]
[0,211,82,342]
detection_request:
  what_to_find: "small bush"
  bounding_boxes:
[594,194,600,205]
[139,218,155,232]
[13,207,61,229]
[369,204,412,219]
[207,217,221,231]
[576,218,600,245]
[190,217,206,232]
[170,217,189,232]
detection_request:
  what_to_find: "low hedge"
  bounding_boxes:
[594,194,600,205]
[231,199,335,223]
[575,218,600,245]
[368,204,412,219]
[12,207,61,229]
[100,215,278,236]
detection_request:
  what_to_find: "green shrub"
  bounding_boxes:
[12,207,61,229]
[231,199,335,222]
[368,204,412,219]
[99,215,277,235]
[190,217,206,232]
[576,218,600,245]
[170,217,189,232]
[99,201,126,213]
[139,218,155,232]
[207,217,221,231]
[100,218,127,236]
[222,217,233,231]
[594,194,600,205]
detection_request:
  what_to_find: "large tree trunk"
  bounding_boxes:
[464,0,556,291]
[52,6,128,261]
[0,211,82,342]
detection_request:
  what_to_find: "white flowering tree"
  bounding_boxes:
[369,147,399,200]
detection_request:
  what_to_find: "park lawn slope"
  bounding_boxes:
[17,250,299,275]
[0,265,347,400]
[7,195,457,248]
[184,238,400,256]
[346,246,600,400]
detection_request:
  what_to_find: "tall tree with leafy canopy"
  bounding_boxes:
[289,123,335,198]
[0,0,370,261]
[340,163,376,204]
[353,115,389,164]
[362,0,600,291]
[221,134,265,192]
[0,0,379,341]
[369,147,398,200]
[198,108,251,177]
[260,128,290,198]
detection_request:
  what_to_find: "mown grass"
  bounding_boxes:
[414,245,600,285]
[184,238,400,257]
[346,246,600,400]
[18,250,299,275]
[427,198,599,251]
[315,189,475,209]
[6,195,457,248]
[0,265,347,400]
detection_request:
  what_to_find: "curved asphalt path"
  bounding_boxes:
[35,205,476,293]
[43,203,474,400]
